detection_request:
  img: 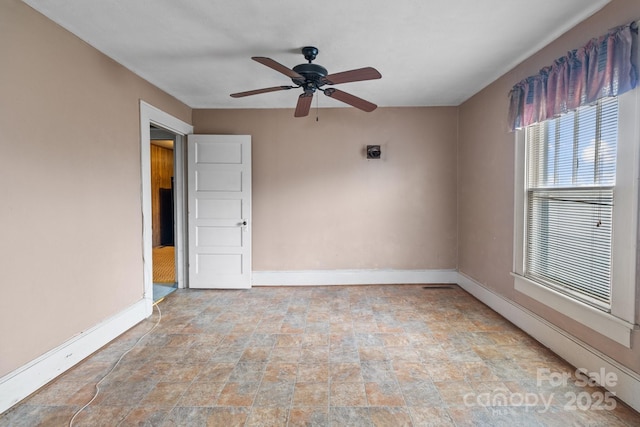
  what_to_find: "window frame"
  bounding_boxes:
[512,88,640,348]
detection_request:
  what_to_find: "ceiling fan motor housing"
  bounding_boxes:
[292,63,328,92]
[292,47,327,93]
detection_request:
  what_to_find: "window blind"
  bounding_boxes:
[525,97,618,309]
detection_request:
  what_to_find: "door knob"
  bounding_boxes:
[241,220,247,226]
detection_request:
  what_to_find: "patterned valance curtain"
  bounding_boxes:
[508,21,638,131]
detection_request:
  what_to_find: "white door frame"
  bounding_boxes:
[140,101,193,313]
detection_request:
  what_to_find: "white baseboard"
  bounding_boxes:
[456,272,640,413]
[252,269,458,286]
[0,298,150,414]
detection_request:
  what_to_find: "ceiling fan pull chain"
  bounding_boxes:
[316,92,319,122]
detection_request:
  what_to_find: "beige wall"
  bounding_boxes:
[193,107,458,271]
[0,0,191,376]
[458,0,640,373]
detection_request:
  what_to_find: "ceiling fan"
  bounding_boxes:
[230,46,382,117]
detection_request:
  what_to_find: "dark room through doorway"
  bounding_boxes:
[150,125,177,301]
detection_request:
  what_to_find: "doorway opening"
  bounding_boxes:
[151,126,177,301]
[139,101,193,311]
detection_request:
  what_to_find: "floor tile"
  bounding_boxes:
[435,381,477,407]
[399,381,443,407]
[292,382,329,407]
[368,406,412,426]
[253,381,295,407]
[139,381,190,407]
[330,382,368,407]
[358,347,389,362]
[71,405,133,427]
[229,362,266,382]
[160,406,212,426]
[2,284,638,427]
[330,362,363,382]
[364,382,405,406]
[329,407,373,427]
[245,407,288,426]
[178,381,225,407]
[207,407,251,426]
[298,363,329,383]
[195,362,235,382]
[409,407,456,426]
[288,407,329,426]
[263,362,298,382]
[1,405,78,427]
[270,347,302,364]
[360,361,396,383]
[217,382,260,406]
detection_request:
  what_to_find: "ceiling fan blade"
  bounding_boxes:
[323,88,377,112]
[321,67,382,85]
[252,56,304,79]
[230,86,295,98]
[294,92,313,117]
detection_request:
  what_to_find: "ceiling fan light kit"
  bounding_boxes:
[230,46,382,118]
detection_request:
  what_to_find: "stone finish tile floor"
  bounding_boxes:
[2,285,639,426]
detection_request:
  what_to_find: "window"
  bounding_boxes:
[525,98,617,310]
[513,90,639,348]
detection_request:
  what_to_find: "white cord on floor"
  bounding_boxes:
[69,302,162,426]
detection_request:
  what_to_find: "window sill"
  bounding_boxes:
[512,273,635,348]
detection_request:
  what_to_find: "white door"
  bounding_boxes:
[188,135,251,289]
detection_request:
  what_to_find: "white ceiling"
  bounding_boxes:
[23,0,609,109]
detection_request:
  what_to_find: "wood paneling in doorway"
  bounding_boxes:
[151,143,173,247]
